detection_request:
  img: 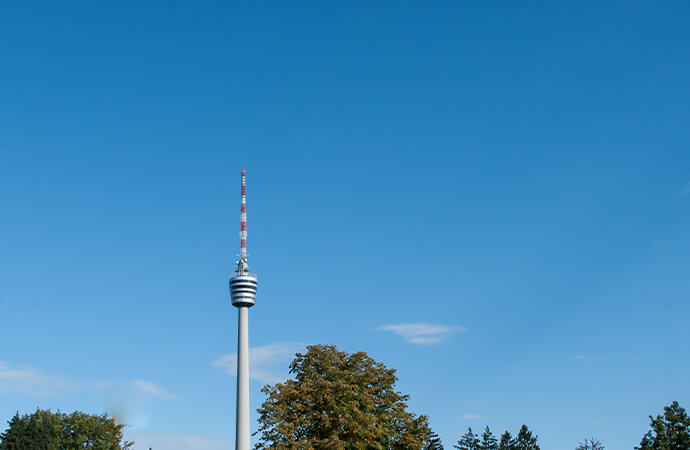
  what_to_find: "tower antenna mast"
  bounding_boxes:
[239,168,247,268]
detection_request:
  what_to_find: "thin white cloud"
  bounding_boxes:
[0,361,75,397]
[213,342,305,384]
[378,323,465,344]
[132,379,176,400]
[575,354,585,360]
[680,182,690,195]
[0,360,174,406]
[463,414,487,420]
[126,432,232,450]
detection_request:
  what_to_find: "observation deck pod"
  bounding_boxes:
[230,273,257,307]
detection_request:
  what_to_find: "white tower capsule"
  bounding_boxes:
[229,168,256,450]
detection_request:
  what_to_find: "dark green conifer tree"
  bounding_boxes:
[513,425,539,450]
[454,427,481,450]
[426,430,444,450]
[0,410,61,449]
[498,431,515,450]
[576,437,605,450]
[480,426,498,450]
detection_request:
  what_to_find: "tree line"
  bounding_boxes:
[451,425,539,450]
[0,409,132,449]
[253,345,689,449]
[1,345,688,449]
[446,400,689,450]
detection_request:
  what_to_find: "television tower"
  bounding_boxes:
[229,168,257,450]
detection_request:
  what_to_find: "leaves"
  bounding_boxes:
[455,426,539,450]
[480,426,498,450]
[498,431,513,450]
[426,431,444,450]
[575,437,605,450]
[636,401,690,450]
[454,427,480,450]
[0,409,132,450]
[513,425,539,450]
[255,344,432,449]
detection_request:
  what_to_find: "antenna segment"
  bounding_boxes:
[236,168,250,275]
[240,167,247,262]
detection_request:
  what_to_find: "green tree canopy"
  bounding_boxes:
[456,426,539,450]
[454,427,480,450]
[480,426,498,450]
[0,409,132,450]
[255,344,432,449]
[576,438,604,450]
[513,425,539,450]
[498,431,514,450]
[426,430,444,450]
[637,401,690,449]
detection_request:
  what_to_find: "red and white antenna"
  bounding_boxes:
[240,167,247,262]
[236,168,250,275]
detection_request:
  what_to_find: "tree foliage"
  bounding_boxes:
[456,425,539,450]
[454,427,480,450]
[637,401,690,450]
[480,426,498,450]
[513,425,539,450]
[426,430,444,450]
[255,344,432,449]
[576,438,605,450]
[498,431,513,450]
[0,409,132,450]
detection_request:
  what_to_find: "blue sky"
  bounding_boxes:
[1,1,689,449]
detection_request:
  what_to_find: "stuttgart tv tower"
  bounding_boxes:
[229,168,257,450]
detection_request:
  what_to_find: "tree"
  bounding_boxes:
[498,431,514,450]
[0,410,60,449]
[480,426,498,450]
[513,425,539,450]
[0,409,132,449]
[255,344,432,449]
[576,438,604,450]
[454,427,480,450]
[637,401,690,449]
[426,430,444,450]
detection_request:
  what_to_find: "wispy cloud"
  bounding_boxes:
[0,360,177,433]
[680,182,690,196]
[213,342,305,384]
[132,379,176,400]
[463,413,487,420]
[0,361,76,397]
[126,432,232,450]
[0,360,175,407]
[378,322,465,344]
[575,354,585,360]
